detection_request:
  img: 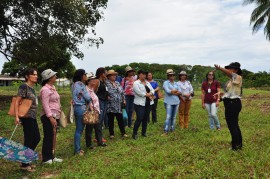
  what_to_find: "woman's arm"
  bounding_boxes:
[214,64,232,78]
[133,82,146,97]
[163,82,172,95]
[201,89,205,109]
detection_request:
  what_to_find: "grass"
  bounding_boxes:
[0,88,270,178]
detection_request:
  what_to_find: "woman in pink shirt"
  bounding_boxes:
[85,72,107,148]
[40,69,63,164]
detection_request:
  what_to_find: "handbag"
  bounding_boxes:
[122,109,128,123]
[8,97,32,118]
[83,103,99,125]
[59,109,67,128]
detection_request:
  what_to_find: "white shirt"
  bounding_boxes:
[177,80,194,100]
[133,80,155,106]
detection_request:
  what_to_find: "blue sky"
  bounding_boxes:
[1,0,270,73]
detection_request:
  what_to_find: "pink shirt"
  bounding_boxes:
[121,76,136,96]
[40,84,61,118]
[86,86,100,114]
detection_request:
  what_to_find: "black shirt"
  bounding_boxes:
[96,80,108,101]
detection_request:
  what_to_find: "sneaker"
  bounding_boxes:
[43,159,53,164]
[217,128,221,131]
[102,138,107,142]
[109,135,115,139]
[53,157,63,163]
[122,134,128,138]
[161,132,168,136]
[98,143,107,147]
[20,165,36,172]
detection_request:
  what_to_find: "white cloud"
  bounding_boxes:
[1,0,269,73]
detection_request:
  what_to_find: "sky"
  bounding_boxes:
[1,0,270,73]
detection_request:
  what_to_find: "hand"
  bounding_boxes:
[216,102,219,107]
[123,100,126,106]
[213,92,220,98]
[185,94,191,98]
[202,103,205,109]
[50,117,57,128]
[90,104,94,111]
[214,64,221,70]
[15,117,20,125]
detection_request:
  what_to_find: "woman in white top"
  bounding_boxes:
[132,70,155,140]
[177,71,194,129]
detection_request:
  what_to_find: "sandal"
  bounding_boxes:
[20,165,36,172]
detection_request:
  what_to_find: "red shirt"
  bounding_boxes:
[201,80,220,103]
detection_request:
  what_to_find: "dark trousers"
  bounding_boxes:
[224,98,243,150]
[133,103,151,135]
[107,112,126,136]
[41,115,54,162]
[20,117,40,166]
[149,98,158,123]
[85,124,102,146]
[125,95,135,127]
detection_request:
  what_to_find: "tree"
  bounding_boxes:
[0,0,108,76]
[244,0,270,40]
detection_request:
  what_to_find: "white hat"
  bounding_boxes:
[86,72,96,79]
[179,71,187,75]
[166,69,175,75]
[125,66,135,73]
[41,69,57,81]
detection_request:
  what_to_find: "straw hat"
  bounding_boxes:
[166,69,175,75]
[125,66,135,73]
[106,69,118,76]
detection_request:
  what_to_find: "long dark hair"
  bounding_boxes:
[41,79,50,86]
[24,68,37,82]
[73,69,86,83]
[205,71,215,81]
[95,67,106,79]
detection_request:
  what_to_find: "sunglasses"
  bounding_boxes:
[168,74,175,77]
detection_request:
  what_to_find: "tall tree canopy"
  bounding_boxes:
[0,0,108,78]
[244,0,270,40]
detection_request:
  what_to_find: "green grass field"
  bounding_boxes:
[0,88,269,178]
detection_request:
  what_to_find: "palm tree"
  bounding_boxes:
[244,0,270,40]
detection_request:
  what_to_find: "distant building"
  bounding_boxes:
[0,75,24,86]
[56,78,71,87]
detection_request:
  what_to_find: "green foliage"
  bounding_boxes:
[244,0,270,40]
[106,62,270,88]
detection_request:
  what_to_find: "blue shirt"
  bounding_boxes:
[163,80,181,105]
[149,81,159,98]
[72,81,91,106]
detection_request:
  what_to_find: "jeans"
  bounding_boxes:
[133,104,151,135]
[223,98,243,150]
[205,103,220,129]
[85,124,102,147]
[164,103,179,132]
[125,95,134,127]
[20,117,40,166]
[74,105,86,153]
[150,98,158,123]
[99,99,108,130]
[41,115,55,162]
[107,112,126,136]
[179,99,192,128]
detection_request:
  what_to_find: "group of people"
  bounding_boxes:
[13,62,243,172]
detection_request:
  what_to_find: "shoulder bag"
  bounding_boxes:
[83,102,99,125]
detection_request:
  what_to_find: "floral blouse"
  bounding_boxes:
[121,76,136,96]
[106,80,124,113]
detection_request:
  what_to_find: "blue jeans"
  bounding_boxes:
[133,104,151,135]
[205,103,220,129]
[125,95,134,127]
[164,103,179,132]
[99,99,108,134]
[74,105,86,153]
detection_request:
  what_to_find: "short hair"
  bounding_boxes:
[73,69,86,83]
[95,67,106,79]
[24,68,37,82]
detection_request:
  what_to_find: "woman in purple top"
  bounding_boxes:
[147,72,160,123]
[201,71,221,130]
